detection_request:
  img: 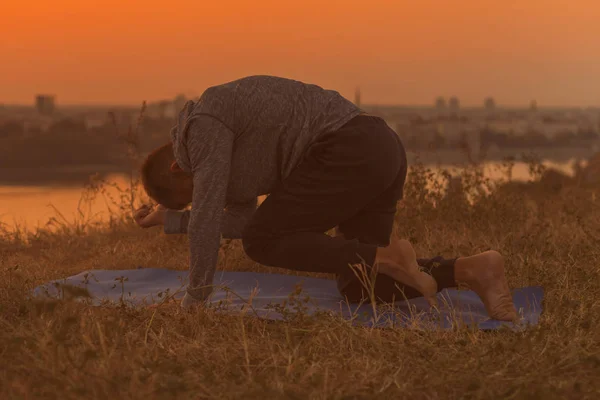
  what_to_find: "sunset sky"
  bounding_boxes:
[2,0,599,107]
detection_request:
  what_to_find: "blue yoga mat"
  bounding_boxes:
[32,268,544,331]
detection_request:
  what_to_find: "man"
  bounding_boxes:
[134,75,516,321]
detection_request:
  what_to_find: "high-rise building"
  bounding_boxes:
[435,97,446,117]
[530,100,538,112]
[354,88,361,108]
[157,100,170,119]
[435,97,446,110]
[173,94,188,113]
[35,95,56,115]
[484,97,496,112]
[449,96,460,117]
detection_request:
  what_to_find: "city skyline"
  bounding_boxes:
[3,91,600,110]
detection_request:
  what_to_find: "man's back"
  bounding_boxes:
[171,75,362,201]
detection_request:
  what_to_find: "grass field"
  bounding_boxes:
[1,160,599,400]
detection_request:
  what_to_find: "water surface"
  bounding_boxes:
[0,160,578,231]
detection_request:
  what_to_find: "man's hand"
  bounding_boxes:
[134,204,167,228]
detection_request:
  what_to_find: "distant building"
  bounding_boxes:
[112,111,135,129]
[449,96,460,117]
[437,120,468,145]
[173,94,188,114]
[489,119,531,136]
[354,88,361,108]
[35,95,56,115]
[484,97,496,112]
[24,117,53,134]
[157,100,171,119]
[530,100,538,112]
[84,113,110,130]
[435,97,446,117]
[543,121,581,138]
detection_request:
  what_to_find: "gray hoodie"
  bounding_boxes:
[163,75,362,300]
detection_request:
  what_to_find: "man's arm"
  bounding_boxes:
[164,199,257,238]
[182,116,235,301]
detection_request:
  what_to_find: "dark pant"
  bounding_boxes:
[242,115,456,304]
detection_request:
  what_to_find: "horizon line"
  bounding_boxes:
[2,101,599,111]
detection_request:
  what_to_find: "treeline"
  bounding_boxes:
[403,128,599,151]
[0,117,174,169]
[1,116,599,168]
[480,128,599,149]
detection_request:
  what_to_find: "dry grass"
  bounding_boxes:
[0,157,599,400]
[1,102,600,399]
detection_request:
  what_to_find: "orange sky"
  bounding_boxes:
[1,0,599,107]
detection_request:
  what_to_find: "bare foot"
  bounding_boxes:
[376,239,438,306]
[455,251,517,321]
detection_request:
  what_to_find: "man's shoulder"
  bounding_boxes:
[195,75,306,115]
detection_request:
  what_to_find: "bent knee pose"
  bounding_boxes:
[135,75,516,321]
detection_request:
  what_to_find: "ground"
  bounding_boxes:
[0,162,599,400]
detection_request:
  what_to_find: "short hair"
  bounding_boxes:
[141,143,190,210]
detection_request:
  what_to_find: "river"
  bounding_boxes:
[0,159,580,231]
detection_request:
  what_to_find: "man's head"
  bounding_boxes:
[141,143,193,210]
